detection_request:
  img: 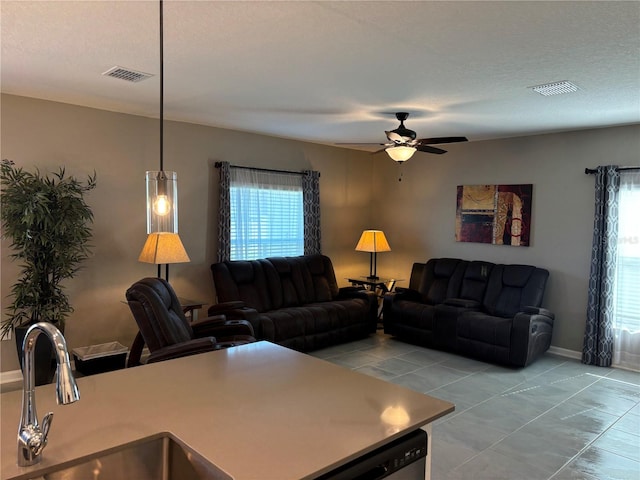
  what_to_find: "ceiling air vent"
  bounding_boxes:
[102,66,154,83]
[530,81,579,96]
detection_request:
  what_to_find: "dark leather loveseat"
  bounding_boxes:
[209,254,378,352]
[383,258,554,367]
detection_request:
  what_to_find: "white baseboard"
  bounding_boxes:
[547,345,582,360]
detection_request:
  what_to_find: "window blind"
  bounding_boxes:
[229,167,304,260]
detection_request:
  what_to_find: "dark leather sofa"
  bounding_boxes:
[383,258,554,367]
[209,254,378,352]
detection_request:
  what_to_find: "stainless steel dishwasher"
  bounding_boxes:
[317,429,427,480]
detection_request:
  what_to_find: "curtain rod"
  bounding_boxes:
[214,162,319,177]
[585,166,640,174]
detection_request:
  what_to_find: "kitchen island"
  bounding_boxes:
[1,341,454,479]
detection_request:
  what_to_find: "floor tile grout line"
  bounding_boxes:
[443,365,612,475]
[585,372,640,387]
[585,400,640,464]
[546,418,640,480]
[318,334,640,479]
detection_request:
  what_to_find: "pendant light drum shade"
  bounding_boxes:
[145,170,178,234]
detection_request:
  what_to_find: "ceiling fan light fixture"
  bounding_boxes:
[385,146,416,162]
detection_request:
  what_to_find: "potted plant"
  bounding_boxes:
[1,159,96,384]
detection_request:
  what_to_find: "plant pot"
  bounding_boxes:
[14,324,57,386]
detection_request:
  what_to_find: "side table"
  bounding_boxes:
[347,277,402,323]
[178,297,205,321]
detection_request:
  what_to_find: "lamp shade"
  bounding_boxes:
[355,230,391,253]
[138,232,190,264]
[385,146,416,162]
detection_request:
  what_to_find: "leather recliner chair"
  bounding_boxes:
[126,277,256,367]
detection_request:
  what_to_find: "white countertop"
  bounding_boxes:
[1,341,454,480]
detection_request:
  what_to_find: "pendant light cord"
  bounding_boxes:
[159,0,164,172]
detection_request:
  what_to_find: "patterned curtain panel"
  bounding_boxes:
[582,165,620,366]
[216,161,231,262]
[302,170,321,255]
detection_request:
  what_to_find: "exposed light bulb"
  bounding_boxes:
[153,194,171,216]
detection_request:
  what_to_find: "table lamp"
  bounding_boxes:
[355,230,391,280]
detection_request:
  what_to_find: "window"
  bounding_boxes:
[229,167,304,260]
[615,174,640,332]
[612,171,640,369]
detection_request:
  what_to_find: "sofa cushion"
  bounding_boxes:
[483,265,549,317]
[264,257,307,308]
[459,261,494,302]
[421,258,467,304]
[304,254,339,303]
[391,300,438,332]
[258,298,371,352]
[212,260,273,312]
[407,262,426,291]
[457,311,512,347]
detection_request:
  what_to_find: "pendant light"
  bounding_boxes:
[139,0,189,281]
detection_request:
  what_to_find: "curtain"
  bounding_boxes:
[302,170,321,255]
[217,161,231,262]
[612,170,640,371]
[582,165,619,366]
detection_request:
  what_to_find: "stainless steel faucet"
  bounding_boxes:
[18,322,80,467]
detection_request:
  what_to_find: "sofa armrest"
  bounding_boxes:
[207,302,261,337]
[392,287,422,302]
[510,309,555,367]
[146,337,218,363]
[339,286,363,294]
[338,286,376,301]
[523,306,555,320]
[443,298,482,309]
[192,316,255,338]
[207,301,247,315]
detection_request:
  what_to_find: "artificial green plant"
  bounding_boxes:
[1,159,97,337]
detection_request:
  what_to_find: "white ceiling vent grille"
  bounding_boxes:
[530,81,579,96]
[102,66,154,83]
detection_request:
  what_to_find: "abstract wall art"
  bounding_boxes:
[456,184,533,246]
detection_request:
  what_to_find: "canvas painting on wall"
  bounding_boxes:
[456,184,533,246]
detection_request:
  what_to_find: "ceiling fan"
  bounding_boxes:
[343,112,468,162]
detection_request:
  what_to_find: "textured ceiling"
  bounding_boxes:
[2,1,639,150]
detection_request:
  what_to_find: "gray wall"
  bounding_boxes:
[1,93,639,372]
[373,125,640,354]
[0,94,376,372]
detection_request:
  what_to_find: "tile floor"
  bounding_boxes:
[310,332,640,480]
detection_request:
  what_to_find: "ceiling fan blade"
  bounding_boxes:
[416,145,447,155]
[385,131,405,143]
[416,136,468,145]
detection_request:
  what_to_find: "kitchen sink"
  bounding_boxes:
[16,433,232,480]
